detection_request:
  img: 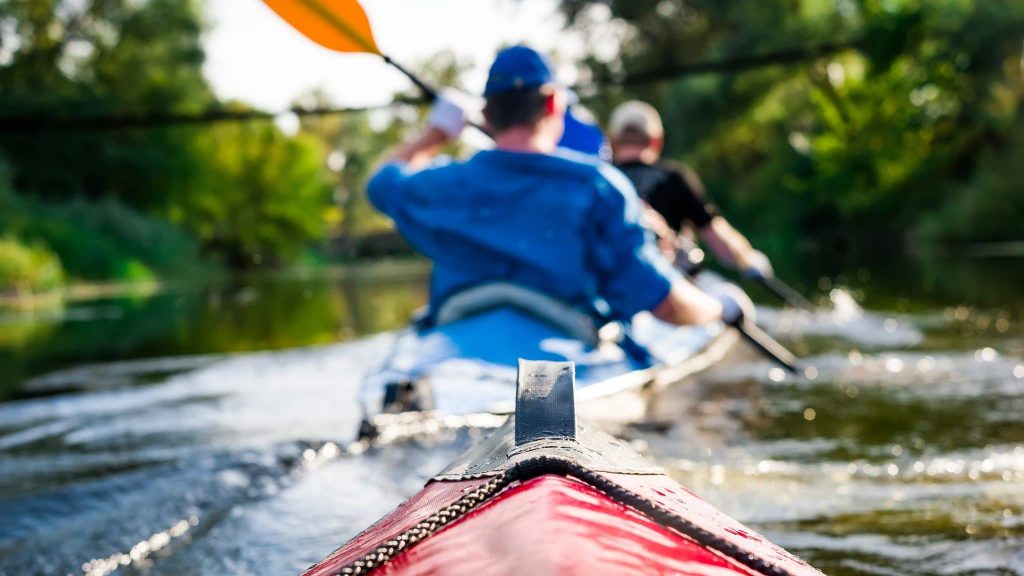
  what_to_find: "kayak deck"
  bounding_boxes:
[307,361,822,576]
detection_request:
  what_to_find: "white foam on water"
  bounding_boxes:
[757,287,924,349]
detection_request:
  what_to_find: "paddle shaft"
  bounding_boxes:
[383,55,438,101]
[668,238,802,373]
[735,318,799,373]
[672,236,813,312]
[757,275,815,312]
[381,55,495,138]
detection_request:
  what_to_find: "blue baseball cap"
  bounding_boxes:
[484,45,557,96]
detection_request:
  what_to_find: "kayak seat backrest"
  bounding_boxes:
[434,282,599,346]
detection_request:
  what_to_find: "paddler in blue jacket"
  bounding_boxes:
[367,45,741,327]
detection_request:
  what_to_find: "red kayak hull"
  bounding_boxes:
[306,361,822,576]
[303,472,819,576]
[304,479,489,575]
[366,475,756,576]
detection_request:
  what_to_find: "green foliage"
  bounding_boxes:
[169,119,333,267]
[0,0,214,209]
[0,153,205,283]
[562,0,1024,250]
[0,1,341,275]
[0,236,64,294]
[295,51,469,243]
[918,118,1024,244]
[0,186,206,282]
[296,90,409,240]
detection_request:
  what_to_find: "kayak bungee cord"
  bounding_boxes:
[329,456,799,576]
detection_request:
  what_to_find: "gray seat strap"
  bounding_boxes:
[434,283,598,345]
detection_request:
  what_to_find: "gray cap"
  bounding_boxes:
[608,100,664,139]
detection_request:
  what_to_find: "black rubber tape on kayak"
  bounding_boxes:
[515,360,577,446]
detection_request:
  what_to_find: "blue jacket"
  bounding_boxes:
[367,148,679,320]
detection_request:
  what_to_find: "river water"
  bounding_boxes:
[0,255,1022,575]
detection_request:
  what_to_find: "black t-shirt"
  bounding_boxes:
[614,160,718,232]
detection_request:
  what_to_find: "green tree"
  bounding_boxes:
[0,0,346,275]
[0,0,214,209]
[297,51,471,243]
[560,0,1024,250]
[170,117,333,267]
[296,90,402,241]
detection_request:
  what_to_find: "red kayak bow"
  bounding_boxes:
[304,361,822,576]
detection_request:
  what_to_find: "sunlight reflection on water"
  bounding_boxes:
[0,273,1022,575]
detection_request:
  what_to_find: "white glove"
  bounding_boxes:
[743,249,773,281]
[717,292,744,326]
[708,284,755,326]
[427,89,470,140]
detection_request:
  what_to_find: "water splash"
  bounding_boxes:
[757,287,924,349]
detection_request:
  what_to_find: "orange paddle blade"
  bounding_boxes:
[263,0,380,55]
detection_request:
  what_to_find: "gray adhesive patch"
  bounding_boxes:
[514,359,576,445]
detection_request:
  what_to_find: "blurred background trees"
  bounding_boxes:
[0,0,362,293]
[560,0,1024,255]
[0,0,1021,295]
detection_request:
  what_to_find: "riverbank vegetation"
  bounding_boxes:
[559,0,1024,253]
[1,0,1021,300]
[0,1,356,298]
